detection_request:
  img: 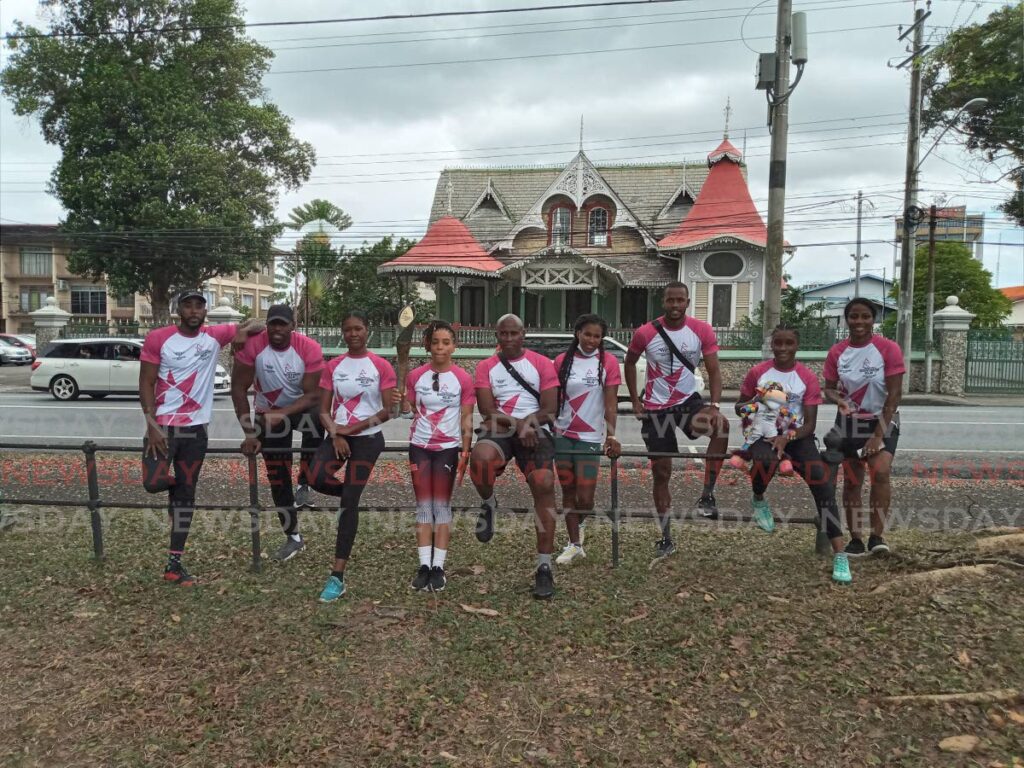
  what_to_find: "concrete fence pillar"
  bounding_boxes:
[29,297,72,351]
[933,295,975,397]
[206,296,244,372]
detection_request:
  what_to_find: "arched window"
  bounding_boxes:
[588,207,609,246]
[549,206,572,246]
[701,252,744,279]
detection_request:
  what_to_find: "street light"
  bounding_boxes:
[897,97,988,394]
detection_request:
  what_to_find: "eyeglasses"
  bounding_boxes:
[432,371,440,392]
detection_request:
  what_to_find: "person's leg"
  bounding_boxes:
[842,457,867,545]
[866,449,894,551]
[469,437,508,542]
[308,437,347,498]
[788,438,844,549]
[331,432,385,573]
[428,448,458,591]
[686,403,731,512]
[642,411,678,545]
[260,417,298,537]
[553,436,580,545]
[165,426,208,582]
[570,443,601,535]
[747,439,777,532]
[409,445,434,590]
[296,407,325,488]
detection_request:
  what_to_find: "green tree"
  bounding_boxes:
[285,199,353,233]
[881,241,1011,333]
[1,0,315,323]
[922,3,1024,225]
[739,279,829,331]
[273,199,354,313]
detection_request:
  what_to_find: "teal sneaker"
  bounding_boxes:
[752,497,776,533]
[318,574,346,603]
[832,553,852,584]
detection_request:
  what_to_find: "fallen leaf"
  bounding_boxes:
[170,614,181,623]
[767,595,790,604]
[703,593,717,603]
[957,649,972,667]
[439,751,458,761]
[938,735,980,753]
[1007,710,1024,725]
[729,636,750,653]
[675,591,691,600]
[623,612,649,625]
[460,604,499,617]
[374,607,408,620]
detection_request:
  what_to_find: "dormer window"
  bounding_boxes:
[550,206,572,247]
[588,207,609,246]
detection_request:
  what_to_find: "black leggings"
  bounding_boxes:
[749,435,842,540]
[308,432,386,560]
[141,425,209,555]
[258,409,324,536]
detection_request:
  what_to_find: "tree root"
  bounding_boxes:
[881,689,1022,706]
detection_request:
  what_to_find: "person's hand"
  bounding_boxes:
[516,422,538,448]
[241,436,261,456]
[836,399,853,418]
[332,434,351,460]
[145,424,168,458]
[861,434,884,458]
[771,435,790,459]
[391,390,404,408]
[604,435,621,459]
[632,399,646,421]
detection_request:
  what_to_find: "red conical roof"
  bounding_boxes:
[658,139,768,250]
[378,216,503,276]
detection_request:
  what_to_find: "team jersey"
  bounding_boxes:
[141,323,237,427]
[627,315,718,410]
[406,364,476,450]
[319,352,397,436]
[552,349,622,443]
[739,360,823,430]
[235,331,324,413]
[823,335,905,419]
[474,350,558,421]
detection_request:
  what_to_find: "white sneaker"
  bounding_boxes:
[556,543,586,566]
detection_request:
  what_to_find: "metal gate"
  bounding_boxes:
[966,329,1024,394]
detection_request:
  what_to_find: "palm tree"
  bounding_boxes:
[285,199,352,233]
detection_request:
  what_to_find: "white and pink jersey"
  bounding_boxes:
[474,350,558,420]
[740,360,822,430]
[235,331,324,413]
[824,335,905,419]
[627,316,718,410]
[552,349,622,443]
[141,323,237,427]
[319,352,397,436]
[407,364,475,450]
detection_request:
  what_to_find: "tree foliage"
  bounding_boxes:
[922,3,1024,225]
[881,241,1011,331]
[285,199,353,233]
[739,277,829,332]
[1,0,315,322]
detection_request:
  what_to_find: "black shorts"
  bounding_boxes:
[476,428,556,476]
[831,414,900,458]
[641,394,706,454]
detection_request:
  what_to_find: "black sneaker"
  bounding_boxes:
[476,500,496,543]
[162,564,196,587]
[697,494,719,520]
[294,484,315,509]
[844,538,867,557]
[533,564,555,600]
[411,565,431,591]
[654,538,677,558]
[868,534,891,556]
[273,537,305,562]
[429,566,447,592]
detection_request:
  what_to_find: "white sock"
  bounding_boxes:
[289,534,302,543]
[418,545,432,567]
[484,494,497,508]
[433,548,448,569]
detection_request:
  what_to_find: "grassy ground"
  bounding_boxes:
[1,507,1022,768]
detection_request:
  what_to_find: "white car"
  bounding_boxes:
[31,338,231,401]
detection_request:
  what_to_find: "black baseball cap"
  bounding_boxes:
[177,289,206,304]
[266,304,295,324]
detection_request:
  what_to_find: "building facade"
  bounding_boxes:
[798,274,896,328]
[894,206,985,262]
[378,138,783,329]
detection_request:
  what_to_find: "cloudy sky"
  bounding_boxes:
[2,0,1021,288]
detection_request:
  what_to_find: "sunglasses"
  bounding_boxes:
[432,371,440,392]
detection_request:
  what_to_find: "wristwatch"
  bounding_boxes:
[709,402,721,408]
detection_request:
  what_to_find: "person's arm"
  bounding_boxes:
[460,403,475,455]
[476,387,515,432]
[231,360,261,455]
[862,373,904,456]
[139,361,166,457]
[703,351,723,407]
[515,387,557,448]
[274,370,322,419]
[603,383,620,457]
[232,318,266,347]
[822,378,852,416]
[735,366,760,416]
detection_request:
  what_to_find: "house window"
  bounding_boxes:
[203,290,217,306]
[550,206,572,247]
[620,287,648,328]
[588,208,609,246]
[711,284,733,327]
[19,247,52,276]
[70,287,107,315]
[241,294,255,310]
[19,286,51,312]
[702,252,744,279]
[115,292,135,308]
[260,295,271,311]
[459,286,485,326]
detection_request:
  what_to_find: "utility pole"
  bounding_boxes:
[924,205,937,393]
[854,190,863,297]
[897,5,929,395]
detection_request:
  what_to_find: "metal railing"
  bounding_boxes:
[0,441,816,573]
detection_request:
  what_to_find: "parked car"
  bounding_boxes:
[0,337,34,365]
[0,334,35,361]
[15,334,37,356]
[31,338,231,401]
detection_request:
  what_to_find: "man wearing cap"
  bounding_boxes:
[140,290,265,586]
[232,304,325,562]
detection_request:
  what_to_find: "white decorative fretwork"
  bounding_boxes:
[522,262,596,290]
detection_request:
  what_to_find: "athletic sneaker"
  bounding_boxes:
[868,534,890,556]
[844,538,867,557]
[815,530,833,558]
[653,538,677,558]
[429,566,447,592]
[533,564,555,600]
[696,494,719,520]
[318,575,346,603]
[751,497,775,533]
[832,552,852,584]
[476,499,496,543]
[274,537,305,562]
[555,543,586,566]
[411,564,431,591]
[294,484,315,509]
[163,564,196,587]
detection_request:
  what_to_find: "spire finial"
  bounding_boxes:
[742,128,747,158]
[723,96,732,140]
[445,173,454,216]
[579,114,584,152]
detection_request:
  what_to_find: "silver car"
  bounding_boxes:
[0,338,33,365]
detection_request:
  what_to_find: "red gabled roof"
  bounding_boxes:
[999,286,1024,303]
[658,139,769,250]
[378,216,503,276]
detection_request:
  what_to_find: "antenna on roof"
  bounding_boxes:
[445,174,454,216]
[742,128,747,157]
[723,96,732,140]
[579,114,584,152]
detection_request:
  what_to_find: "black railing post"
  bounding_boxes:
[82,440,104,560]
[610,456,620,569]
[247,454,262,573]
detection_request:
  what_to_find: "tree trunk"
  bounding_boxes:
[150,277,172,327]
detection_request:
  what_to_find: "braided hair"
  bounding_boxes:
[557,313,608,415]
[422,318,457,352]
[771,322,801,341]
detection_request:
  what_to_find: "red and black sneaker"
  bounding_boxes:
[163,564,196,586]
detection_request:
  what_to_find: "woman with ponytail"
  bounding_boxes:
[552,314,621,565]
[404,320,475,592]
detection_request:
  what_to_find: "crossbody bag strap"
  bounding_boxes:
[498,354,541,402]
[652,319,696,374]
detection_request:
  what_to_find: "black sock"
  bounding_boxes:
[702,484,715,497]
[331,570,345,581]
[167,551,183,570]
